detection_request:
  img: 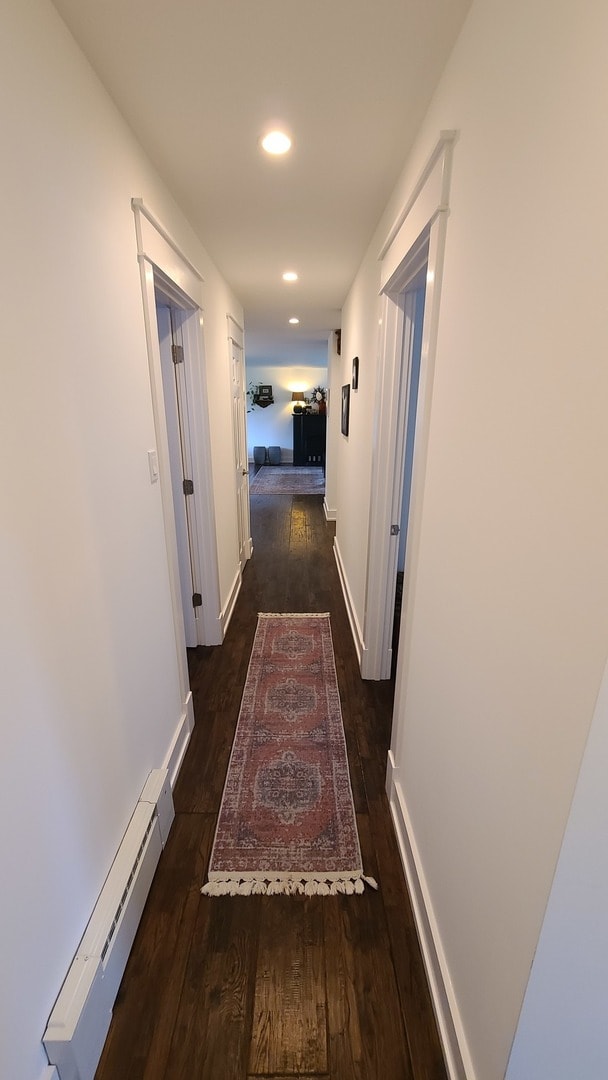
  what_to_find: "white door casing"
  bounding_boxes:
[228,315,252,569]
[132,197,223,681]
[362,132,456,681]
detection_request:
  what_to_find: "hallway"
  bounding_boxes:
[95,491,446,1080]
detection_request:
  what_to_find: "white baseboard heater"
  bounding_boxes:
[43,769,174,1080]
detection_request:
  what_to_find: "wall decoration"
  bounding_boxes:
[309,385,327,415]
[352,355,359,391]
[248,382,274,409]
[341,384,350,436]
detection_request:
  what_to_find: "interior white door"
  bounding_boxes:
[229,325,251,570]
[157,302,199,647]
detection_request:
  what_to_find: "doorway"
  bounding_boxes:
[362,131,455,682]
[228,316,252,571]
[366,234,429,680]
[391,268,427,674]
[156,296,203,647]
[133,197,223,675]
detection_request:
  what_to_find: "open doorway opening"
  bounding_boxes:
[391,268,427,676]
[228,316,252,571]
[364,232,430,680]
[362,132,455,683]
[156,295,203,647]
[133,198,223,683]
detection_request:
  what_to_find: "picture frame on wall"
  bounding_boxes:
[352,355,359,391]
[341,383,350,436]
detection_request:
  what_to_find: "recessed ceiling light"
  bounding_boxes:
[261,130,292,155]
[282,271,298,282]
[289,317,300,325]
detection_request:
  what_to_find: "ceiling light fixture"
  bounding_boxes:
[282,271,298,282]
[289,317,299,325]
[261,130,292,155]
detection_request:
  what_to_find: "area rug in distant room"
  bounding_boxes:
[249,466,325,495]
[201,613,377,896]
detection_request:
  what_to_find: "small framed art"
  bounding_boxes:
[341,383,350,436]
[352,355,359,391]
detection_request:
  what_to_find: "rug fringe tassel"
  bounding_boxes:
[201,874,378,897]
[257,611,331,619]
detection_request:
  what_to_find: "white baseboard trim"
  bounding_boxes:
[162,694,194,791]
[40,1068,59,1080]
[323,497,336,521]
[386,753,475,1080]
[221,567,242,635]
[333,537,366,670]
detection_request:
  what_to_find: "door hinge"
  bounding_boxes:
[390,524,400,535]
[172,344,184,365]
[192,592,202,608]
[182,478,194,495]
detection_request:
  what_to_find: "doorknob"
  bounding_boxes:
[242,469,248,475]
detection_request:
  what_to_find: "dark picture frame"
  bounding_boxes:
[341,383,350,436]
[258,384,273,397]
[351,355,359,391]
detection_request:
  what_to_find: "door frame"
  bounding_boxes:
[362,132,456,680]
[132,199,223,703]
[227,314,252,570]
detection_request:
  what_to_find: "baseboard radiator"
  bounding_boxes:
[43,770,174,1080]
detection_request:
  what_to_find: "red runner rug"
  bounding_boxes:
[201,613,377,896]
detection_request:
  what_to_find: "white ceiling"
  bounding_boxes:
[52,0,470,366]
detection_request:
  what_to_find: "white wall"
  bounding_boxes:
[323,333,341,518]
[339,0,608,1076]
[334,254,382,620]
[245,362,328,461]
[0,2,241,1077]
[506,656,608,1080]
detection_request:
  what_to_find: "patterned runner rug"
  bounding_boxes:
[201,613,377,896]
[249,466,325,495]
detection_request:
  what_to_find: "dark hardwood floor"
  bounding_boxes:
[95,488,447,1080]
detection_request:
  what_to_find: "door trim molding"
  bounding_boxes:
[228,316,252,572]
[132,197,203,284]
[132,198,222,663]
[378,130,457,262]
[363,133,456,680]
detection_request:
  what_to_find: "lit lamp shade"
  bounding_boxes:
[291,391,305,413]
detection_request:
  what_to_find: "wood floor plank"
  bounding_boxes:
[248,897,327,1076]
[168,895,260,1079]
[173,708,237,814]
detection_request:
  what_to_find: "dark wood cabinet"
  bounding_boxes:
[293,412,326,466]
